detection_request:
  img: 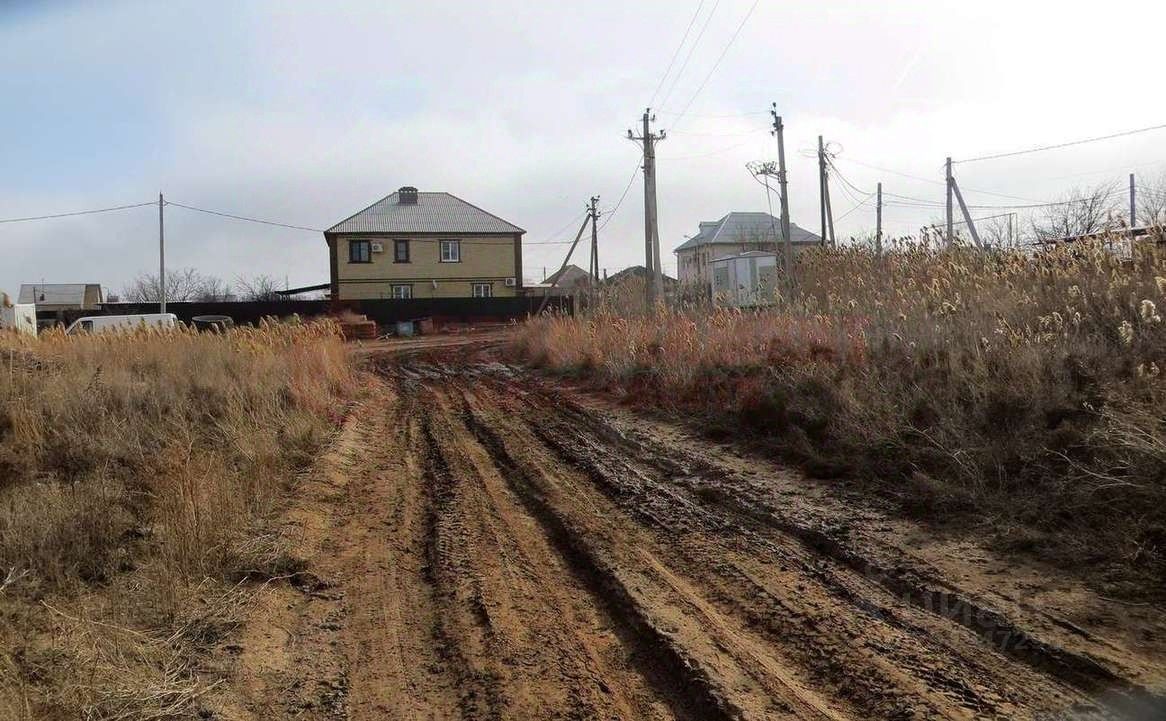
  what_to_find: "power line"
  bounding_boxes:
[670,0,760,130]
[165,201,323,232]
[832,156,1046,204]
[648,0,706,109]
[656,110,768,119]
[956,122,1166,164]
[598,158,642,231]
[657,0,722,112]
[835,193,875,222]
[661,139,753,160]
[0,201,155,224]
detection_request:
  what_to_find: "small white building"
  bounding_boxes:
[711,251,780,306]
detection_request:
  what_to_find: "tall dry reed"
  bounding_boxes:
[513,236,1166,592]
[0,319,355,719]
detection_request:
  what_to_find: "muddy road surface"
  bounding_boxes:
[213,343,1166,720]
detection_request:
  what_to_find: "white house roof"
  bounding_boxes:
[326,189,524,235]
[18,283,100,305]
[675,212,820,252]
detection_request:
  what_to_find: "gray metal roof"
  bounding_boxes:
[674,212,820,251]
[326,190,524,235]
[18,283,100,305]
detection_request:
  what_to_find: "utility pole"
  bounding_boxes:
[950,177,983,248]
[875,182,883,255]
[945,157,954,247]
[1130,173,1137,228]
[628,109,665,307]
[818,135,827,247]
[770,104,793,291]
[536,209,593,316]
[158,193,166,313]
[824,173,836,245]
[588,195,600,303]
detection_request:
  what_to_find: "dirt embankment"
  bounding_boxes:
[207,345,1166,720]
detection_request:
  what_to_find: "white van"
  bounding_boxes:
[65,313,179,335]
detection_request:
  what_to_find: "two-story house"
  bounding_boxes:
[324,186,524,300]
[674,212,821,287]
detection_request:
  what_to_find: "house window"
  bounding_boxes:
[471,283,492,298]
[349,239,371,263]
[440,239,461,263]
[390,284,412,299]
[393,239,410,263]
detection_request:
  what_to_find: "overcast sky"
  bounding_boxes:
[3,0,1166,295]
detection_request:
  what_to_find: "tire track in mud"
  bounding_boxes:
[413,385,691,720]
[223,353,1165,720]
[512,382,1166,719]
[455,373,1151,720]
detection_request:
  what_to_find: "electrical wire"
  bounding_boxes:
[835,193,875,222]
[657,0,722,112]
[598,158,642,231]
[669,0,760,131]
[831,155,1046,204]
[648,0,706,109]
[662,139,754,160]
[656,110,768,119]
[956,122,1166,164]
[0,201,155,224]
[165,201,323,232]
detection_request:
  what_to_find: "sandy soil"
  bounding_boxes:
[206,337,1166,720]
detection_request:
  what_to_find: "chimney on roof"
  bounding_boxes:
[398,186,418,204]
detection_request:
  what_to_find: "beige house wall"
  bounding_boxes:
[332,234,520,299]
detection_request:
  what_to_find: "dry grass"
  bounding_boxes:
[514,236,1166,594]
[0,320,355,719]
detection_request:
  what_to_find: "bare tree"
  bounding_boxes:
[1136,171,1166,227]
[123,267,224,302]
[1030,182,1122,241]
[123,268,233,302]
[193,275,233,302]
[977,214,1026,248]
[234,274,285,302]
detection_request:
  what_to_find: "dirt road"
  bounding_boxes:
[211,341,1166,720]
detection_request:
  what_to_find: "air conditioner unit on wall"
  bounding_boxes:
[370,241,384,253]
[504,277,517,287]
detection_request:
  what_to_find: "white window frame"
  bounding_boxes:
[471,282,492,298]
[440,239,461,263]
[390,284,413,299]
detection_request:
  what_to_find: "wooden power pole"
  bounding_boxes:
[588,195,600,302]
[770,104,793,291]
[536,209,593,316]
[629,109,665,307]
[875,182,883,255]
[158,193,166,314]
[1130,173,1137,228]
[818,135,827,247]
[945,157,954,247]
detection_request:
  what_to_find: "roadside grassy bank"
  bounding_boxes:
[512,240,1166,596]
[0,320,355,719]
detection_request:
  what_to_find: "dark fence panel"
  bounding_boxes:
[69,296,572,327]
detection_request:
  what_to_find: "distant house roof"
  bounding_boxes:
[326,188,525,235]
[604,265,678,286]
[18,283,101,305]
[543,264,591,288]
[674,212,820,252]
